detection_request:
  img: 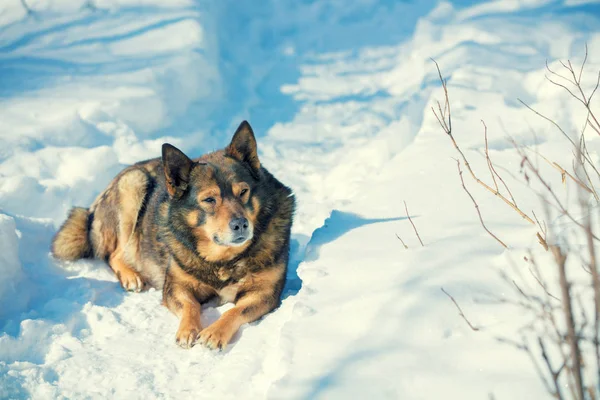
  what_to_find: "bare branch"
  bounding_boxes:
[519,99,577,148]
[589,69,600,105]
[539,337,566,400]
[528,267,560,301]
[431,62,534,224]
[482,120,521,207]
[568,59,590,106]
[512,143,600,242]
[579,184,600,387]
[455,159,508,249]
[431,58,452,134]
[403,201,424,247]
[553,245,586,400]
[532,211,550,253]
[497,336,555,395]
[544,53,600,135]
[547,60,576,86]
[578,43,588,85]
[395,233,408,249]
[441,287,480,332]
[546,76,586,107]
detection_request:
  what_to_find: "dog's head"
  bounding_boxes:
[162,121,262,262]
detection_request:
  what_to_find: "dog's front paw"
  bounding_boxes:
[116,268,144,292]
[175,323,201,349]
[198,322,235,350]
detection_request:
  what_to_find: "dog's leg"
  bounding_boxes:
[108,168,148,292]
[163,281,203,349]
[109,247,144,292]
[198,265,284,350]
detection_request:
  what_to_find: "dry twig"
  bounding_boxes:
[528,268,560,302]
[483,120,519,205]
[580,181,600,388]
[431,59,535,225]
[539,336,566,400]
[433,51,600,398]
[403,201,424,247]
[395,233,408,249]
[512,140,600,242]
[441,287,480,332]
[455,159,508,249]
[552,245,586,400]
[527,147,596,199]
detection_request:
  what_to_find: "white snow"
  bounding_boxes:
[0,215,23,316]
[1,0,600,398]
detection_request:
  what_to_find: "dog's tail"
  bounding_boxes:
[51,207,92,261]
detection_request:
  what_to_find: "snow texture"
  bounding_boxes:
[1,0,600,398]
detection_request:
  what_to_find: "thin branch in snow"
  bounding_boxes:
[553,245,586,400]
[526,147,596,199]
[455,159,508,249]
[512,141,600,242]
[403,201,424,247]
[431,60,534,225]
[441,287,480,332]
[483,119,519,206]
[533,210,549,251]
[545,50,600,136]
[395,233,408,249]
[538,336,566,400]
[528,268,560,302]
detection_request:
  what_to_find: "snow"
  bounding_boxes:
[0,215,23,315]
[1,0,600,398]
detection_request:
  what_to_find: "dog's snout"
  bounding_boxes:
[229,217,249,232]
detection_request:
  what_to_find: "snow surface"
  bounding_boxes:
[1,0,600,398]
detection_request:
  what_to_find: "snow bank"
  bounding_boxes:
[0,0,219,223]
[0,214,22,317]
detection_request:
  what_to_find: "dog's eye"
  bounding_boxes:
[240,188,248,196]
[203,197,216,204]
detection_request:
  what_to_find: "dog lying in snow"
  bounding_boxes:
[51,121,295,350]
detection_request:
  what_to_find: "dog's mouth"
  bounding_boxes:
[231,236,246,244]
[213,233,253,247]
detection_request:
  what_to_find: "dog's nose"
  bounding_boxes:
[229,217,249,233]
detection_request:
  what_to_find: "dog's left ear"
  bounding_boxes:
[162,143,193,199]
[226,121,260,172]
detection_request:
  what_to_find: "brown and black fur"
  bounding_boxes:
[51,121,295,349]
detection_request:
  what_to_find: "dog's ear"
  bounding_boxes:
[162,143,193,198]
[226,121,260,172]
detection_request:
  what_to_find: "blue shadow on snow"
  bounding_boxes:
[282,210,406,300]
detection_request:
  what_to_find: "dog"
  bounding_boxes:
[51,121,295,350]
